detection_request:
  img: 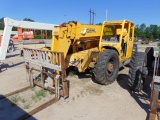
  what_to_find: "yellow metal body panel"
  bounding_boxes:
[65,47,99,72]
[51,22,102,58]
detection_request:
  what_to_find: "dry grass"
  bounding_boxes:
[31,89,47,102]
[23,103,30,109]
[84,85,103,95]
[9,94,21,106]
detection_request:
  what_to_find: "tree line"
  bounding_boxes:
[135,24,160,41]
[0,17,160,40]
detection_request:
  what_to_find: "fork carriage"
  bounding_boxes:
[23,48,69,99]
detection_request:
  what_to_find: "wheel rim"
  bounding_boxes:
[106,57,116,77]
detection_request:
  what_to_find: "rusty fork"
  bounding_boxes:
[150,53,160,120]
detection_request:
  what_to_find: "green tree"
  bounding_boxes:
[135,25,141,37]
[140,23,146,32]
[96,23,102,25]
[0,17,4,30]
[23,18,34,22]
[150,24,158,39]
[145,27,152,39]
[157,26,160,39]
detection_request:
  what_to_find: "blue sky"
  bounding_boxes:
[0,0,160,26]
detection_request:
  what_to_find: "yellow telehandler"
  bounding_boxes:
[23,20,148,99]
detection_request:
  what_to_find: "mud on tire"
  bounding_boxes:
[94,49,119,85]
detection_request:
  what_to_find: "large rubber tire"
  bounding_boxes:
[94,49,119,85]
[128,52,148,92]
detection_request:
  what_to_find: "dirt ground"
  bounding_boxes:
[0,44,155,120]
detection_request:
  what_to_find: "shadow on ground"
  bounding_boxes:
[65,66,153,119]
[6,54,20,58]
[0,95,36,120]
[66,67,92,79]
[0,62,24,73]
[117,73,152,120]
